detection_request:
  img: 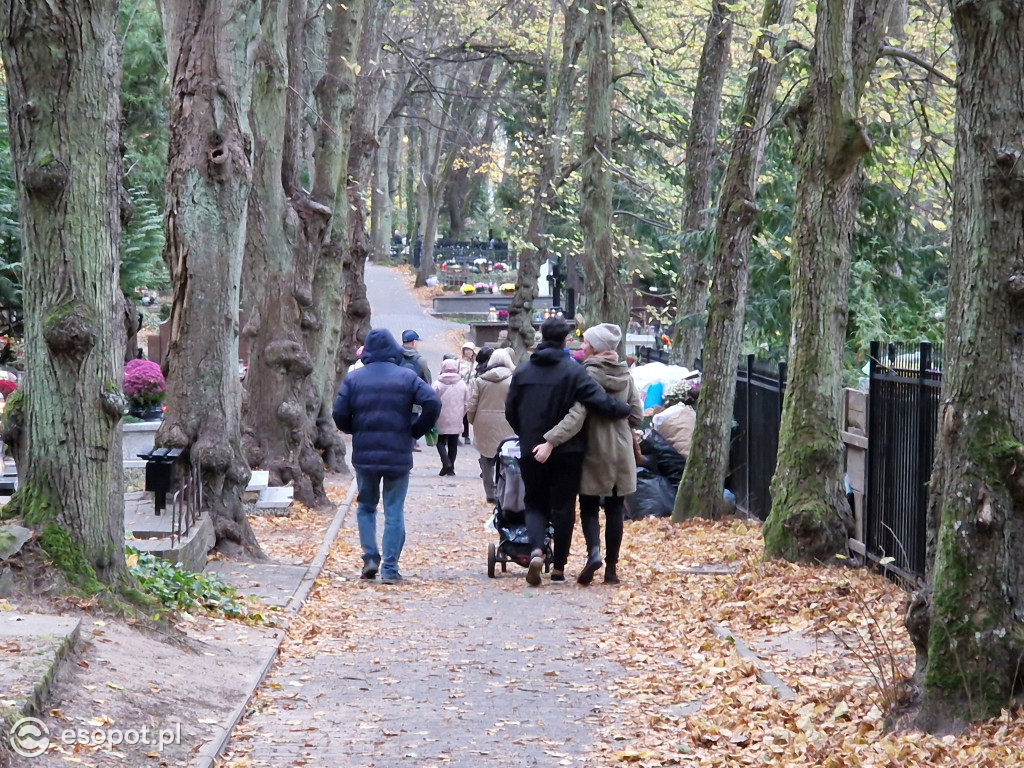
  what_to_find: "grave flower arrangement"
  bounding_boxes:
[123,359,166,410]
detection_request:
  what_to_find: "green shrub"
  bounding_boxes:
[126,546,244,617]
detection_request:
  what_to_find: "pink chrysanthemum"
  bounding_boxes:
[123,359,166,407]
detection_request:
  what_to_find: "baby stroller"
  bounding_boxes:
[487,436,553,578]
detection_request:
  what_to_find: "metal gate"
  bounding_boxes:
[728,355,787,520]
[865,341,942,581]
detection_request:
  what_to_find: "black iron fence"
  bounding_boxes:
[728,356,787,521]
[633,342,944,582]
[865,341,942,582]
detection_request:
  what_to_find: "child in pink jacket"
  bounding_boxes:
[433,358,469,476]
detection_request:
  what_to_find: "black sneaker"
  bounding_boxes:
[360,558,380,580]
[550,569,565,582]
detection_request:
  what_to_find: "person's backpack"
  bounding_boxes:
[401,350,428,381]
[400,351,421,374]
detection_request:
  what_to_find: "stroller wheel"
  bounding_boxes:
[501,559,507,572]
[487,543,497,578]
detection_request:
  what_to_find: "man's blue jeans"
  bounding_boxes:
[355,471,410,578]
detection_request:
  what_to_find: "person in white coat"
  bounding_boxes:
[466,348,516,503]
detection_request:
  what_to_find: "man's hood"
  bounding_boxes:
[530,343,568,366]
[362,328,403,365]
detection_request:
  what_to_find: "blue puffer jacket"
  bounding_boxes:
[333,328,441,477]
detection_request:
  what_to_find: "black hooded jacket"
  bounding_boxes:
[505,342,631,455]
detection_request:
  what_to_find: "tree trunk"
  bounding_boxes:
[311,0,369,444]
[415,92,444,288]
[341,0,392,362]
[672,0,795,523]
[763,0,893,563]
[911,0,1024,732]
[0,0,128,586]
[160,0,263,558]
[403,126,419,259]
[371,140,388,261]
[414,82,449,289]
[577,0,627,335]
[240,0,340,508]
[507,1,586,358]
[671,2,733,367]
[384,118,404,252]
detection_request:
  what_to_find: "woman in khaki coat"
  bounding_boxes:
[536,323,643,584]
[466,348,516,503]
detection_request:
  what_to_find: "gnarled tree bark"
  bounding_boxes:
[0,0,127,585]
[160,0,263,558]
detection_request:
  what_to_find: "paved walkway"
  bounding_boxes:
[227,263,626,768]
[363,262,467,379]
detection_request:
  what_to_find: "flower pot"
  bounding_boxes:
[129,404,164,421]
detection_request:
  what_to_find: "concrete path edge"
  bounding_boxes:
[191,477,357,768]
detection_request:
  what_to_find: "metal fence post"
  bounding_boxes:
[745,354,754,513]
[866,341,879,554]
[915,341,932,575]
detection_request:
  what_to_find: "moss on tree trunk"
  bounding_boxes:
[0,0,128,586]
[910,0,1024,731]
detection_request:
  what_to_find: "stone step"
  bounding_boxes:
[128,513,216,572]
[255,485,293,514]
[246,470,269,492]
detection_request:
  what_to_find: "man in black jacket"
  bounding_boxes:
[505,316,631,585]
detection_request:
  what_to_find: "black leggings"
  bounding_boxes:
[436,434,460,469]
[579,494,625,566]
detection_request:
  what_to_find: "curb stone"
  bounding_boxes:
[0,615,81,765]
[191,478,357,768]
[709,621,796,701]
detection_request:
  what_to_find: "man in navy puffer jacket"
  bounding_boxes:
[333,328,441,584]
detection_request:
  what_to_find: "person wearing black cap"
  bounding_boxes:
[505,316,632,586]
[400,329,431,382]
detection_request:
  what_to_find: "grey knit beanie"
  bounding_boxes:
[583,323,622,353]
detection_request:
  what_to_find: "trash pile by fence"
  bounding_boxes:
[629,342,943,584]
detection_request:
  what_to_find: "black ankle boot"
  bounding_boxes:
[603,564,619,584]
[577,547,603,585]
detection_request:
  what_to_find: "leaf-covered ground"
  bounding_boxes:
[230,475,1024,767]
[588,517,1024,767]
